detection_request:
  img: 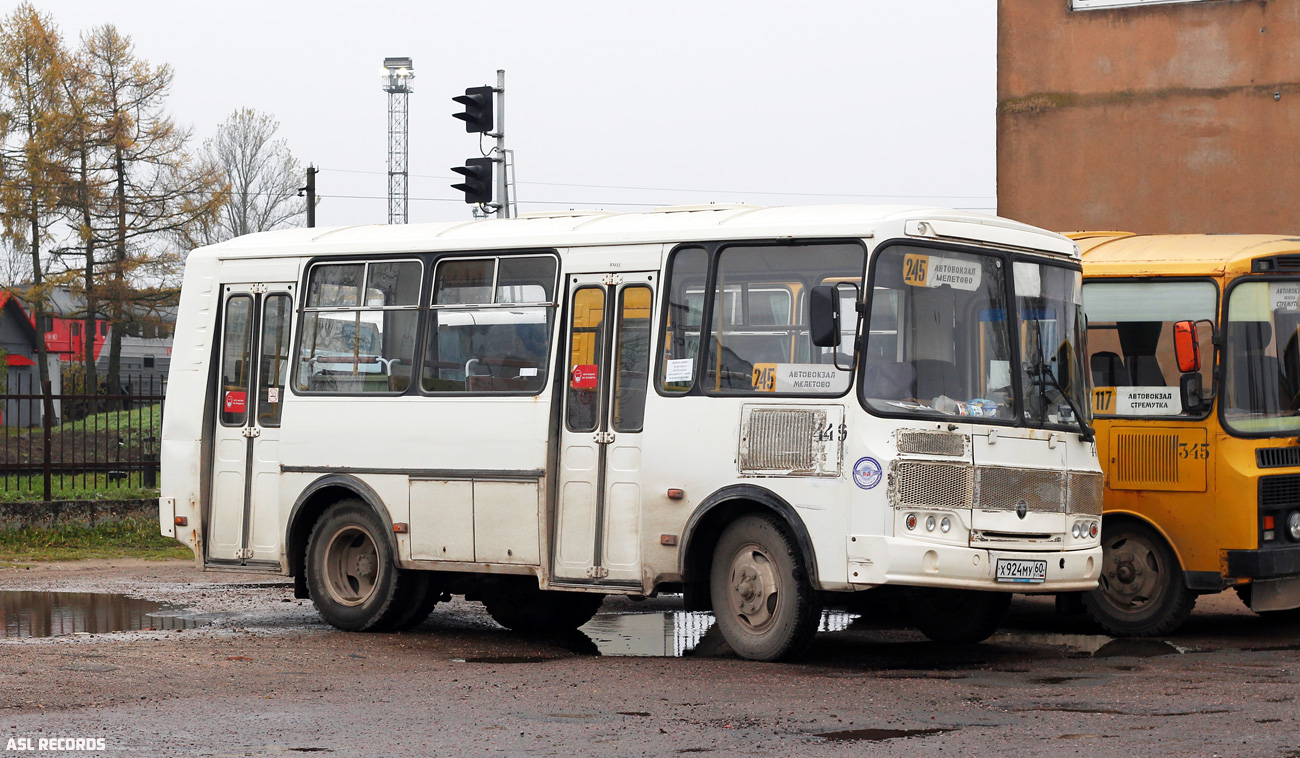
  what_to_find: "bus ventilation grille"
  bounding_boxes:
[1114,431,1179,485]
[974,467,1066,514]
[889,461,973,509]
[738,407,831,476]
[1260,474,1300,508]
[896,430,967,457]
[1257,448,1300,469]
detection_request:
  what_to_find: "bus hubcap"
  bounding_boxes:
[324,526,380,607]
[727,544,779,632]
[1103,535,1160,610]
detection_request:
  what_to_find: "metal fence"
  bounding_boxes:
[0,373,164,502]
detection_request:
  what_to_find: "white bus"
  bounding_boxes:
[160,204,1103,661]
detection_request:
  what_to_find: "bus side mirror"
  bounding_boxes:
[1174,320,1200,373]
[810,285,840,348]
[1180,372,1204,412]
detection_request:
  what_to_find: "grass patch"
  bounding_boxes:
[0,517,192,562]
[56,403,162,435]
[0,474,157,503]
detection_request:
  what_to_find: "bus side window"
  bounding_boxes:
[423,254,557,394]
[612,285,652,432]
[220,295,254,426]
[296,260,421,394]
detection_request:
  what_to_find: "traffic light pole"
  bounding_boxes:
[493,69,511,219]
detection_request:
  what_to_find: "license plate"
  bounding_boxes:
[995,558,1047,584]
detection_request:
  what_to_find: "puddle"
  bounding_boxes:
[0,591,200,638]
[990,631,1115,655]
[990,631,1185,658]
[818,727,952,742]
[453,656,556,664]
[577,610,856,657]
[1032,675,1087,684]
[1092,639,1185,658]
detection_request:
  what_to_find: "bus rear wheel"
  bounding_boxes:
[906,588,1010,643]
[483,583,605,634]
[708,514,821,662]
[306,499,413,632]
[1083,522,1196,637]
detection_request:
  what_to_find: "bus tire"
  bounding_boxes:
[483,584,605,634]
[906,588,1010,643]
[708,513,821,662]
[382,571,444,632]
[1083,521,1196,637]
[305,499,405,632]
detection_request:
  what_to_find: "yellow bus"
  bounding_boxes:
[1078,233,1300,635]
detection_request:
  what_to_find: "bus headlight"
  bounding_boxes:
[940,517,951,533]
[1288,511,1300,541]
[905,513,918,531]
[925,515,936,532]
[1090,522,1099,538]
[1072,523,1083,539]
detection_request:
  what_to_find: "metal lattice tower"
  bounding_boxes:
[381,58,414,224]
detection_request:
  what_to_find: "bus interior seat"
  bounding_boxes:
[1090,351,1130,387]
[912,359,963,401]
[1125,355,1166,387]
[865,361,916,400]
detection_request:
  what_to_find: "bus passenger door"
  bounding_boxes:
[554,273,655,587]
[208,284,293,569]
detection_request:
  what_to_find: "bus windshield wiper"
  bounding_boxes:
[1027,356,1093,442]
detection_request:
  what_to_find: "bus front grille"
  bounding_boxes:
[1257,447,1300,469]
[1260,474,1300,508]
[889,461,973,509]
[975,467,1066,514]
[1066,472,1104,516]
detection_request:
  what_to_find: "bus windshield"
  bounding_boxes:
[1223,279,1300,435]
[862,246,1089,429]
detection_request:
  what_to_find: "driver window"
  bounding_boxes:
[1082,281,1216,418]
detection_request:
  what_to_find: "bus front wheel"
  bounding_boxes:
[305,499,421,632]
[1083,522,1196,636]
[708,513,821,661]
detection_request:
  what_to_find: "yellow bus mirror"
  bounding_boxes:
[1174,320,1200,373]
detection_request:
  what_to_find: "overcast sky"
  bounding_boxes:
[28,0,996,228]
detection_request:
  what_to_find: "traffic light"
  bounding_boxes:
[451,157,493,204]
[452,86,494,133]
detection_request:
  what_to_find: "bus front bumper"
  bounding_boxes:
[846,535,1102,592]
[1225,545,1300,580]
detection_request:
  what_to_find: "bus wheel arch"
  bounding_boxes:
[286,475,399,598]
[1083,513,1196,637]
[678,485,819,613]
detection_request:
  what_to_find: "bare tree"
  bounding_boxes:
[189,108,307,246]
[80,24,224,396]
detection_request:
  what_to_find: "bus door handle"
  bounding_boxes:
[593,431,615,445]
[241,426,262,438]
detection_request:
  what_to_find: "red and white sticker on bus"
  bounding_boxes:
[224,390,247,414]
[571,364,598,389]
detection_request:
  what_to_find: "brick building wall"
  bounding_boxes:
[997,0,1300,233]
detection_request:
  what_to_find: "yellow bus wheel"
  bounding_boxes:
[1083,522,1196,637]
